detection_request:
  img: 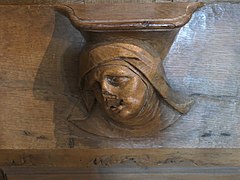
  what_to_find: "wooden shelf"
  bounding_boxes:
[55,3,203,31]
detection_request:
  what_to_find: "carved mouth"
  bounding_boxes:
[105,98,123,113]
[102,92,124,113]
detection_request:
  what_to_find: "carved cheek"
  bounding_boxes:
[122,77,145,103]
[115,77,146,115]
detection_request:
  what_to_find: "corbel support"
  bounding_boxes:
[55,3,203,138]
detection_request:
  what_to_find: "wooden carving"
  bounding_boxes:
[55,3,203,138]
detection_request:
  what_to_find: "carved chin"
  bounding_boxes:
[107,105,123,114]
[100,95,147,127]
[104,103,129,120]
[104,104,141,126]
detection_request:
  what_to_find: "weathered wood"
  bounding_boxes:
[0,0,171,5]
[55,3,202,30]
[85,0,160,3]
[0,0,84,5]
[1,0,240,4]
[0,169,6,180]
[0,6,57,148]
[53,3,201,139]
[0,149,240,167]
[66,2,240,148]
[0,3,240,179]
[1,167,240,180]
[0,3,240,149]
[0,149,240,178]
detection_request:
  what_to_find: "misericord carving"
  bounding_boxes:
[55,3,203,138]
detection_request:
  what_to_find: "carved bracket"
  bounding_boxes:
[55,3,203,138]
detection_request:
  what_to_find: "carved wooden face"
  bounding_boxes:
[86,64,147,126]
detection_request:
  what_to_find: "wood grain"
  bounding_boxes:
[55,3,202,31]
[0,6,57,148]
[0,5,85,148]
[2,167,240,180]
[0,0,170,5]
[0,0,239,5]
[0,0,84,5]
[0,149,239,167]
[0,3,240,149]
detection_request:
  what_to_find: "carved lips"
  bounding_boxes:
[103,93,124,113]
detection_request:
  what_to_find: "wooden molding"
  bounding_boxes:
[1,166,240,179]
[0,149,240,168]
[55,3,203,31]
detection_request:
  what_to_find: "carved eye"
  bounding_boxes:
[105,76,130,87]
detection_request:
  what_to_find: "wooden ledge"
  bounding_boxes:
[1,167,240,179]
[0,149,239,168]
[55,3,203,31]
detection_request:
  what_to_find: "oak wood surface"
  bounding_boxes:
[1,166,240,180]
[0,149,240,167]
[1,0,240,4]
[0,5,57,149]
[0,3,240,149]
[55,3,202,30]
[0,2,240,178]
[0,149,240,178]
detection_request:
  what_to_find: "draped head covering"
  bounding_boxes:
[79,42,193,114]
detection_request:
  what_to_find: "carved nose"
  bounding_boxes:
[100,80,111,93]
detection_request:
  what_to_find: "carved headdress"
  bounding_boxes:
[54,3,202,115]
[79,39,193,114]
[54,2,202,138]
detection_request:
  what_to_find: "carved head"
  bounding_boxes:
[80,42,193,129]
[86,64,147,124]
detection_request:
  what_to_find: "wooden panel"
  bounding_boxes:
[0,3,240,149]
[163,2,240,147]
[1,0,239,5]
[0,0,84,4]
[0,149,239,167]
[0,149,240,178]
[0,6,57,148]
[85,0,169,4]
[69,3,240,148]
[0,169,6,180]
[2,167,240,180]
[0,4,86,148]
[0,0,170,5]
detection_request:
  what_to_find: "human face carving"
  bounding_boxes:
[86,64,147,126]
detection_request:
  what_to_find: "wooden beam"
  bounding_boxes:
[0,149,240,168]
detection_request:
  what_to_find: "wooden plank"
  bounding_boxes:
[0,0,84,5]
[0,0,239,5]
[173,0,240,2]
[1,167,240,180]
[0,6,57,148]
[0,169,6,180]
[0,88,56,149]
[84,0,164,4]
[55,2,202,30]
[0,0,170,4]
[0,149,239,167]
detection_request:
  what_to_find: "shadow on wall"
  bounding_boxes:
[33,11,85,148]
